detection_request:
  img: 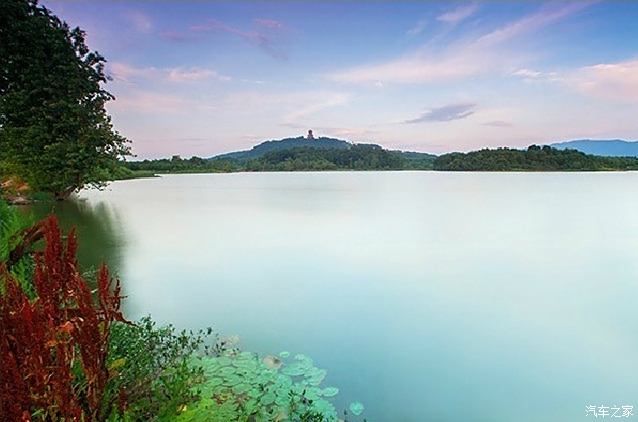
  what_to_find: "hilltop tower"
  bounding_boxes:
[307,129,314,140]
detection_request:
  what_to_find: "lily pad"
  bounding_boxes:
[216,356,232,367]
[281,363,306,377]
[222,375,242,386]
[349,401,364,416]
[306,368,327,385]
[321,387,339,398]
[232,383,251,394]
[260,392,276,406]
[262,355,283,370]
[219,366,236,376]
[207,377,224,387]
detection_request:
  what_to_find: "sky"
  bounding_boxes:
[44,1,638,158]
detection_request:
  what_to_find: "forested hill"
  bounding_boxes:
[121,143,638,175]
[212,136,351,160]
[433,145,638,171]
[125,141,437,173]
[210,136,436,164]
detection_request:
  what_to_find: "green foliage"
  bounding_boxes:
[434,145,638,171]
[124,144,435,174]
[246,144,405,171]
[105,318,360,422]
[99,166,157,181]
[125,156,241,174]
[105,317,216,421]
[215,136,352,161]
[0,0,130,200]
[174,351,351,422]
[0,200,35,295]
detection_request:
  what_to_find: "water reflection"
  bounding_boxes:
[20,198,127,276]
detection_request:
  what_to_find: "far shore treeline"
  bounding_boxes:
[120,142,638,177]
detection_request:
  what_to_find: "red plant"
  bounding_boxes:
[0,216,126,421]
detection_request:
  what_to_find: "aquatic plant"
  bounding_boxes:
[348,402,365,416]
[173,350,359,422]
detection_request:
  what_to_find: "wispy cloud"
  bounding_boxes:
[511,68,559,83]
[254,18,284,30]
[108,62,230,83]
[437,3,479,25]
[474,1,597,47]
[283,93,350,124]
[108,90,206,114]
[328,2,595,85]
[483,120,513,127]
[407,18,428,36]
[123,11,152,33]
[168,67,231,82]
[190,18,289,60]
[405,103,477,123]
[160,31,191,42]
[221,90,350,126]
[510,59,638,104]
[565,59,638,104]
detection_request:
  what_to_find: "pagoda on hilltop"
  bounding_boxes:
[306,129,315,140]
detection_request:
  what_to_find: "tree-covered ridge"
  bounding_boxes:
[245,144,426,171]
[124,144,437,174]
[433,145,638,171]
[212,136,351,161]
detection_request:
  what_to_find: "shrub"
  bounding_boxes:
[105,317,217,420]
[0,216,125,420]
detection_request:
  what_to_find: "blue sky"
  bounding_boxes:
[45,1,638,158]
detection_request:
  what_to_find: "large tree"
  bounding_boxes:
[0,0,130,200]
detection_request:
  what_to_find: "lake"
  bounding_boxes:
[23,172,638,422]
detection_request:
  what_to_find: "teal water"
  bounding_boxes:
[24,172,638,421]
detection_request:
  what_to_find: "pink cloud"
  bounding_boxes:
[567,59,638,104]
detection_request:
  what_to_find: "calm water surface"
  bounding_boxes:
[24,172,638,422]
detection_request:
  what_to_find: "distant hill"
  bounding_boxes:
[114,136,438,172]
[211,137,351,161]
[550,140,638,157]
[434,145,638,171]
[210,135,437,164]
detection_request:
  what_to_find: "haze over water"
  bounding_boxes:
[25,172,638,421]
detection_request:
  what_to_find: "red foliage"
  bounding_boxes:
[0,216,126,421]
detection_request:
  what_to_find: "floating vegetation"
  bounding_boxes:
[175,350,365,422]
[262,355,283,370]
[349,401,365,416]
[321,387,339,398]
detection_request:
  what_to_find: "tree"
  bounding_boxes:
[0,0,130,200]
